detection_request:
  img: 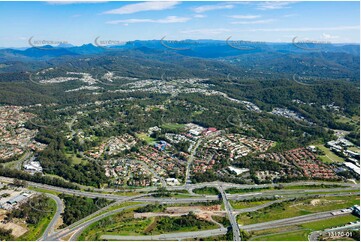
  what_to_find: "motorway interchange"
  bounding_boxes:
[0,176,359,241]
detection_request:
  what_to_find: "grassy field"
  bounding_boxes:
[226,187,269,194]
[335,115,360,125]
[301,214,359,231]
[251,215,359,241]
[18,198,57,241]
[212,215,230,227]
[79,209,218,240]
[28,186,62,196]
[226,184,344,194]
[252,230,308,241]
[135,133,157,145]
[78,210,151,240]
[284,184,344,189]
[161,123,186,132]
[348,146,360,153]
[2,151,28,169]
[230,200,274,209]
[238,195,359,225]
[315,144,345,163]
[65,152,88,165]
[193,187,219,195]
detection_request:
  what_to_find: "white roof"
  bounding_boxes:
[228,166,249,175]
[344,162,361,175]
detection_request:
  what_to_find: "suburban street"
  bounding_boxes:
[132,160,167,187]
[185,138,202,185]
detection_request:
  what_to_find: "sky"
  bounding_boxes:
[0,0,360,47]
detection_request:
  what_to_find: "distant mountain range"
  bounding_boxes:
[0,40,359,61]
[0,40,359,84]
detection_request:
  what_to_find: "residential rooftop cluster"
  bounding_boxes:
[259,148,338,180]
[286,148,338,179]
[203,133,274,161]
[0,106,46,161]
[85,134,137,159]
[271,107,312,124]
[130,146,186,182]
[37,71,98,85]
[104,158,155,187]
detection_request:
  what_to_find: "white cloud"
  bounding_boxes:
[257,2,294,10]
[103,1,180,15]
[247,25,360,32]
[231,19,275,24]
[229,15,261,19]
[283,14,299,18]
[194,14,206,18]
[322,33,339,39]
[107,16,190,24]
[192,4,234,13]
[47,1,107,4]
[180,28,231,35]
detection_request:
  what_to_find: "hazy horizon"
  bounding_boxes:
[0,1,360,48]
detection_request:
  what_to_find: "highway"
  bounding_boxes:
[0,176,359,242]
[124,180,359,193]
[241,210,353,231]
[37,191,357,241]
[235,199,287,213]
[134,191,359,204]
[2,176,357,200]
[309,222,360,241]
[96,210,356,241]
[219,185,241,241]
[100,228,228,241]
[47,204,147,241]
[38,194,64,241]
[0,176,127,200]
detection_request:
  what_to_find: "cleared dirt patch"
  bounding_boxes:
[0,222,28,238]
[134,205,225,220]
[165,205,221,214]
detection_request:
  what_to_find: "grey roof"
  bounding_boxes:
[7,194,27,205]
